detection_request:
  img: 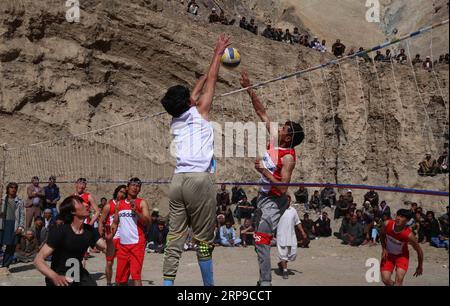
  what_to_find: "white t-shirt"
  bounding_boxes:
[277,206,301,247]
[171,107,215,173]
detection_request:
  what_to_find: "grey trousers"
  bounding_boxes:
[254,194,288,286]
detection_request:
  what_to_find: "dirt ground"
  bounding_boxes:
[1,235,448,286]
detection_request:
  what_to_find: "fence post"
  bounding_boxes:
[0,143,7,201]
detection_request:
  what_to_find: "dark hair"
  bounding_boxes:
[34,216,44,222]
[76,178,87,183]
[100,197,107,202]
[161,85,191,118]
[151,211,159,217]
[32,176,39,181]
[303,213,309,218]
[285,121,305,148]
[396,209,412,220]
[426,211,435,218]
[113,185,127,199]
[6,182,18,193]
[128,177,142,186]
[59,195,83,224]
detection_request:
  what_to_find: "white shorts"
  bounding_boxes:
[277,245,297,262]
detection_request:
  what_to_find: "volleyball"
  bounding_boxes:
[221,47,241,68]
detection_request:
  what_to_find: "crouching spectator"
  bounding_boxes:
[301,213,316,240]
[239,219,255,247]
[147,221,168,254]
[220,222,241,247]
[15,230,39,263]
[418,153,438,176]
[314,211,332,237]
[340,214,365,246]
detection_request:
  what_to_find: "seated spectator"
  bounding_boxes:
[239,16,248,29]
[146,210,160,245]
[340,214,365,246]
[187,0,199,16]
[412,54,423,66]
[343,190,354,206]
[332,39,346,57]
[310,36,320,50]
[30,216,44,246]
[220,222,241,247]
[292,27,301,44]
[423,56,433,71]
[334,195,350,220]
[334,212,352,239]
[318,40,327,53]
[437,150,449,173]
[374,50,385,62]
[274,28,284,42]
[208,8,220,23]
[283,29,293,44]
[422,211,441,244]
[418,153,438,176]
[239,219,255,247]
[15,230,39,263]
[301,213,316,240]
[396,48,408,64]
[349,203,357,215]
[216,184,231,215]
[262,24,274,39]
[213,214,226,246]
[320,186,336,208]
[314,211,332,237]
[247,18,258,35]
[382,49,392,62]
[378,201,391,220]
[294,186,309,206]
[231,185,247,205]
[357,47,372,62]
[147,221,168,253]
[40,209,55,247]
[309,190,321,212]
[219,11,235,25]
[362,201,373,216]
[234,197,255,225]
[364,189,379,208]
[433,210,449,249]
[369,215,383,246]
[357,209,373,245]
[347,48,356,56]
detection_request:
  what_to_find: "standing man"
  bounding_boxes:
[99,184,127,286]
[0,182,25,275]
[26,176,45,229]
[240,71,305,286]
[380,209,424,286]
[73,178,100,228]
[114,178,150,286]
[44,176,60,222]
[160,34,231,286]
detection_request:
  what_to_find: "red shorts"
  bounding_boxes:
[115,241,145,283]
[105,238,120,262]
[381,254,409,273]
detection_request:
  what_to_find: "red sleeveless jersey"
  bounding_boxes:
[385,219,411,256]
[117,198,146,245]
[78,192,92,224]
[260,142,296,197]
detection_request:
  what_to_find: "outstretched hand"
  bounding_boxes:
[240,71,251,88]
[214,33,232,56]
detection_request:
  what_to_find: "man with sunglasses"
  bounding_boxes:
[240,71,305,286]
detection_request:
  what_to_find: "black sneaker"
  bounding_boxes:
[282,270,289,280]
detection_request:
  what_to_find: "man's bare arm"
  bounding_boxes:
[408,233,424,277]
[88,194,100,226]
[256,154,295,194]
[190,75,207,106]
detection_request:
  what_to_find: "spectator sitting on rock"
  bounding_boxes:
[374,50,385,62]
[314,211,332,237]
[275,28,284,42]
[247,18,258,35]
[318,40,327,53]
[437,149,449,173]
[283,29,293,44]
[357,47,372,62]
[219,11,235,25]
[300,34,310,47]
[187,0,199,16]
[15,230,39,263]
[292,27,301,44]
[412,54,423,65]
[309,190,321,212]
[294,186,309,207]
[208,8,220,23]
[147,220,168,254]
[262,24,274,39]
[364,189,379,208]
[423,56,433,71]
[301,213,316,240]
[396,48,408,64]
[239,16,248,29]
[220,221,241,247]
[418,153,438,176]
[239,218,255,247]
[213,214,226,246]
[332,39,346,57]
[310,36,320,50]
[383,49,392,62]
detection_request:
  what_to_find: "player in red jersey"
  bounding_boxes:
[240,71,305,286]
[99,185,127,286]
[380,209,424,286]
[114,178,150,286]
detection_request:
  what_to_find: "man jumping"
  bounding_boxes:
[380,209,423,286]
[240,71,305,286]
[160,34,231,286]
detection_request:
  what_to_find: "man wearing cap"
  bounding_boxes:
[418,153,438,176]
[44,176,60,222]
[25,177,45,230]
[380,209,424,286]
[208,8,220,23]
[423,56,433,71]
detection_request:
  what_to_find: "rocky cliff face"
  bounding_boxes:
[0,0,448,213]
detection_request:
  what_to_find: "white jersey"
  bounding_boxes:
[171,106,216,173]
[277,206,301,247]
[117,199,145,245]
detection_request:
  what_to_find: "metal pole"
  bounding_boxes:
[0,143,7,201]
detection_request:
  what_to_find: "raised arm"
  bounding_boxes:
[190,75,208,106]
[196,34,231,119]
[240,71,271,131]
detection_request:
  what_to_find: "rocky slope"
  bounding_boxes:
[0,0,448,213]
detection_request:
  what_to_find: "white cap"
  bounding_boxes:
[212,7,216,11]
